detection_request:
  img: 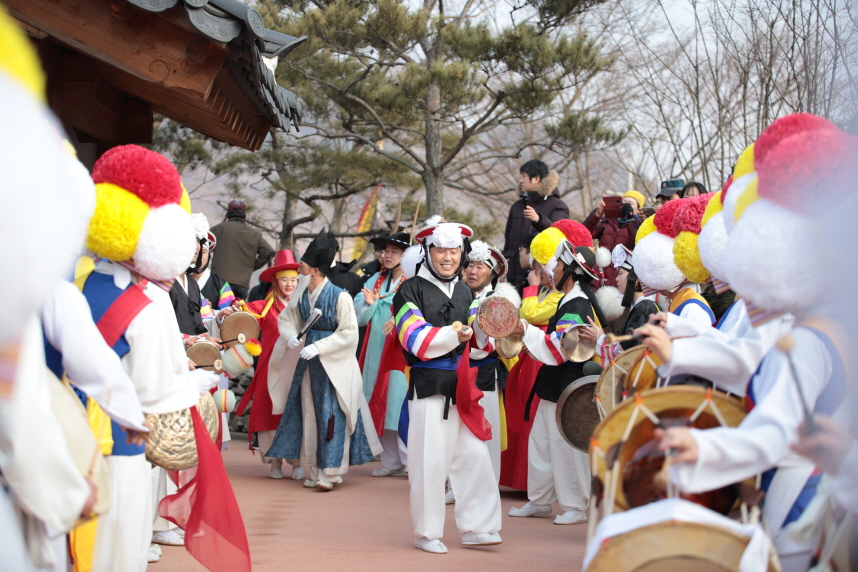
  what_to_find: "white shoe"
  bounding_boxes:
[152,529,184,546]
[303,479,319,488]
[269,466,284,479]
[509,502,552,517]
[329,475,343,486]
[462,532,502,546]
[414,538,448,554]
[372,467,408,477]
[554,509,587,525]
[148,545,161,563]
[291,466,304,480]
[175,529,185,539]
[445,490,455,505]
[151,544,163,556]
[316,480,334,491]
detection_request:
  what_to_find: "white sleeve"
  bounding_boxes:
[312,293,359,357]
[41,282,147,432]
[0,318,89,532]
[830,441,858,512]
[660,332,764,396]
[671,329,832,493]
[123,303,199,415]
[522,323,566,366]
[664,310,713,338]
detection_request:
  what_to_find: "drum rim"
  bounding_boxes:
[595,345,650,418]
[555,374,600,452]
[220,311,261,347]
[589,386,747,510]
[586,520,777,572]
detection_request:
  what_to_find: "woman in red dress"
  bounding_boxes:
[235,250,300,479]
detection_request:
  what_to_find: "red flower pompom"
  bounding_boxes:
[652,198,686,238]
[92,145,182,208]
[757,129,857,213]
[754,113,837,168]
[672,194,713,235]
[551,219,593,247]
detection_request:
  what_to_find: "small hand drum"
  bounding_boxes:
[555,374,600,452]
[595,345,649,419]
[475,295,520,339]
[186,340,223,374]
[219,311,260,348]
[624,347,663,396]
[560,324,597,362]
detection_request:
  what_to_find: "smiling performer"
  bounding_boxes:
[509,230,602,526]
[463,241,513,482]
[266,230,380,491]
[355,232,410,477]
[235,250,300,479]
[393,218,502,554]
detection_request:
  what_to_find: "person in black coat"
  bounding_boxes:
[502,160,570,290]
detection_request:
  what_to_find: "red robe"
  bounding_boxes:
[235,297,284,437]
[499,326,546,491]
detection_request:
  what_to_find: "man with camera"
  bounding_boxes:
[502,160,570,292]
[582,190,645,286]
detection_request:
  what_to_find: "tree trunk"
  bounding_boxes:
[424,81,444,216]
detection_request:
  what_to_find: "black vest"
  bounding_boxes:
[169,277,206,336]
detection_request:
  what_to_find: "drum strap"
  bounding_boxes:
[96,284,152,348]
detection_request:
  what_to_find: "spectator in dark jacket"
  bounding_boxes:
[583,190,645,286]
[502,160,570,288]
[210,200,274,300]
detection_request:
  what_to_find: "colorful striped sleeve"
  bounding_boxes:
[217,282,236,309]
[199,297,215,321]
[522,299,591,366]
[394,301,461,360]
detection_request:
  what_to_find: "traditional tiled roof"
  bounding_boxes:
[127,0,306,131]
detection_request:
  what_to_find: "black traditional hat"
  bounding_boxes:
[302,229,339,275]
[370,232,390,251]
[370,231,410,250]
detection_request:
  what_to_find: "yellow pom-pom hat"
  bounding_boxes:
[87,145,196,282]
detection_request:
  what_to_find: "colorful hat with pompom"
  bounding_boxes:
[87,145,196,282]
[631,198,688,292]
[530,227,567,273]
[672,194,714,284]
[696,190,730,291]
[724,117,856,313]
[551,219,593,248]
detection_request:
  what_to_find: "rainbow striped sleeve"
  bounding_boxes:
[395,302,440,359]
[200,297,215,321]
[467,298,478,326]
[217,282,236,309]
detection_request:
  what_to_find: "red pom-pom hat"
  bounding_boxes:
[92,144,182,208]
[672,194,713,236]
[551,219,593,247]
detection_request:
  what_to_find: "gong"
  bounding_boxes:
[555,374,601,452]
[560,324,597,362]
[145,392,221,471]
[475,295,520,339]
[219,311,260,348]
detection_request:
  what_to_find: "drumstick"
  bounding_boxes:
[775,335,820,435]
[604,332,697,344]
[450,321,471,334]
[219,333,247,346]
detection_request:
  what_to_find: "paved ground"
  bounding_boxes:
[156,442,588,571]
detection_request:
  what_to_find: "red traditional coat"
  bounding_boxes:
[235,296,285,436]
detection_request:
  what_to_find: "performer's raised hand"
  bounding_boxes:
[287,335,301,349]
[634,323,672,363]
[578,316,601,343]
[527,266,542,287]
[300,344,320,360]
[362,287,378,306]
[655,426,698,463]
[648,311,668,328]
[791,415,853,475]
[382,317,395,335]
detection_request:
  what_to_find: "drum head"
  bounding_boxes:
[220,311,260,348]
[555,375,600,452]
[587,521,777,572]
[476,295,519,339]
[624,347,663,395]
[595,345,649,418]
[560,325,597,362]
[186,341,223,373]
[590,386,748,512]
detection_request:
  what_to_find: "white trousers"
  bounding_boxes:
[0,487,36,571]
[408,396,502,541]
[379,429,407,471]
[151,466,178,533]
[93,455,151,572]
[480,389,501,482]
[527,400,590,512]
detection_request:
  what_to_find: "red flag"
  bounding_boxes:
[454,343,492,441]
[160,407,251,572]
[368,331,408,436]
